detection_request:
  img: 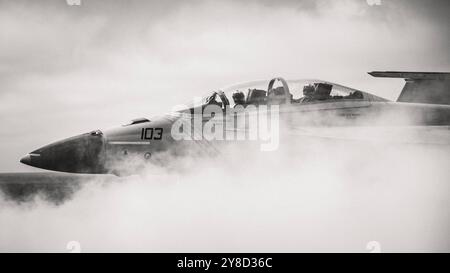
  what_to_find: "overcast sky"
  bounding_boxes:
[0,0,449,172]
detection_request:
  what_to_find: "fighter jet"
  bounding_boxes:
[20,71,450,176]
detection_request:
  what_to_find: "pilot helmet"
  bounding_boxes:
[303,84,315,96]
[232,90,245,101]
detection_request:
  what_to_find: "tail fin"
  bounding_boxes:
[368,71,450,105]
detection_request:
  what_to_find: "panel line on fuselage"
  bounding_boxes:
[108,141,151,145]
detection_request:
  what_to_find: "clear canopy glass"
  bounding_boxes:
[178,78,387,112]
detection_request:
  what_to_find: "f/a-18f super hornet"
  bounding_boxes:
[20,71,450,175]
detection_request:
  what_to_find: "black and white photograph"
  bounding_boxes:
[0,0,449,257]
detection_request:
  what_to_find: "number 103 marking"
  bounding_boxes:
[141,128,163,140]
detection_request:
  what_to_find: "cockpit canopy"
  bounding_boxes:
[180,77,387,112]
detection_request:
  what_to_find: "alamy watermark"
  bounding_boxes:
[366,0,382,6]
[66,0,81,6]
[66,240,81,253]
[366,241,382,253]
[171,104,280,151]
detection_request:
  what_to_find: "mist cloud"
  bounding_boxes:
[1,135,449,252]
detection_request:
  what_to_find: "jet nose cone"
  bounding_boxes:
[20,153,42,168]
[20,152,43,169]
[20,154,32,165]
[19,131,106,174]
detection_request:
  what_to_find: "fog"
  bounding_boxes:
[1,127,449,252]
[0,0,449,252]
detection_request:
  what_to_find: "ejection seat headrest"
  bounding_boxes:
[246,89,267,104]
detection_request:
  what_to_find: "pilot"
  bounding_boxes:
[349,91,364,99]
[232,90,246,106]
[299,84,315,103]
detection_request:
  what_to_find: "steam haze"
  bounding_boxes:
[0,0,449,252]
